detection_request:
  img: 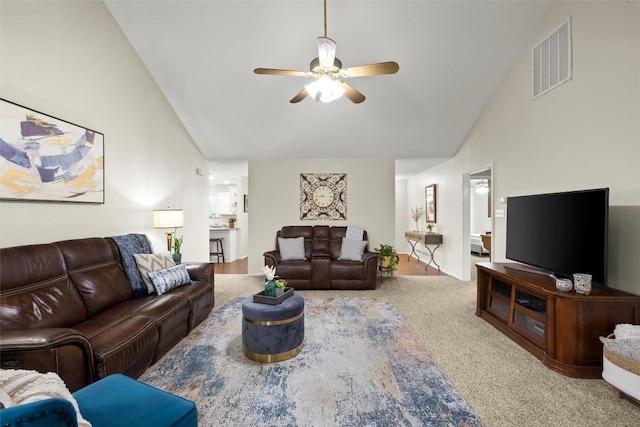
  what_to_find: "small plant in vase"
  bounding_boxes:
[426,224,434,233]
[274,279,288,296]
[172,236,183,264]
[410,206,424,232]
[228,217,237,229]
[262,265,288,297]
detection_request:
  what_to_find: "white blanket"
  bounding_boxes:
[346,225,365,241]
[615,323,640,340]
[0,369,92,427]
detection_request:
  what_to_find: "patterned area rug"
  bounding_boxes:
[140,297,482,426]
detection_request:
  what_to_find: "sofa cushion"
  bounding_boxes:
[278,237,306,261]
[0,244,88,330]
[94,294,191,362]
[75,315,159,379]
[338,238,368,262]
[55,238,133,317]
[148,265,191,296]
[134,253,176,294]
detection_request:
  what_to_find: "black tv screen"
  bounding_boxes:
[506,188,609,284]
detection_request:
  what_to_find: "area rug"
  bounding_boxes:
[140,297,482,426]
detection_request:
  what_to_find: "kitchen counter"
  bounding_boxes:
[209,228,239,262]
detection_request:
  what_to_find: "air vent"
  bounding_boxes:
[532,18,572,99]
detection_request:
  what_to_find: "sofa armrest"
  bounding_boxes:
[263,250,280,266]
[362,252,379,265]
[363,252,379,290]
[0,398,79,427]
[184,262,215,285]
[1,328,95,392]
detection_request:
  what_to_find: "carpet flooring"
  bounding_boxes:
[140,296,481,426]
[182,273,640,426]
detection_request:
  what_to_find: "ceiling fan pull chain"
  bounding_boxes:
[324,0,328,38]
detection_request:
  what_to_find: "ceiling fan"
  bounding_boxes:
[254,0,399,104]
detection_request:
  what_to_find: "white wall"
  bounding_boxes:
[0,1,210,261]
[248,159,395,274]
[406,1,640,294]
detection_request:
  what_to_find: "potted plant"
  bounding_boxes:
[410,206,424,232]
[172,236,183,264]
[262,265,277,296]
[374,244,399,273]
[228,217,237,229]
[274,278,288,296]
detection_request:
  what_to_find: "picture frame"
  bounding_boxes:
[244,194,248,213]
[0,98,104,204]
[425,184,437,223]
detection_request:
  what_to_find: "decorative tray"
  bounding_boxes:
[253,287,294,305]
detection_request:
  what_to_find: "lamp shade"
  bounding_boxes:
[153,209,184,229]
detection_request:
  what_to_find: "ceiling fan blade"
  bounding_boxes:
[341,61,399,78]
[339,81,365,104]
[254,68,308,77]
[290,88,309,103]
[317,37,336,69]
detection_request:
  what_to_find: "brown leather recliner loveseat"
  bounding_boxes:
[263,226,378,290]
[0,235,214,392]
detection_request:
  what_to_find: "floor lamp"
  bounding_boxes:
[153,209,184,252]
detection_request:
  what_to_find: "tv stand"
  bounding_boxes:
[476,262,640,378]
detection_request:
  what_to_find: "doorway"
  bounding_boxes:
[462,166,493,281]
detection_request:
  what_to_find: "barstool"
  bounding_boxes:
[209,238,225,263]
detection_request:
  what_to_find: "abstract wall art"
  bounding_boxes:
[0,99,104,203]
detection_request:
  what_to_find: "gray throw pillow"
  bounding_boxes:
[338,237,368,262]
[278,237,306,261]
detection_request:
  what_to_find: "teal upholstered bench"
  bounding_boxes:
[73,374,197,427]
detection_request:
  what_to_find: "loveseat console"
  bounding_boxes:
[476,262,640,378]
[264,226,378,290]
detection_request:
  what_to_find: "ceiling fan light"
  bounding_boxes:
[475,180,490,194]
[305,76,345,103]
[317,37,336,69]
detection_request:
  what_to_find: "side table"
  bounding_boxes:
[404,231,443,271]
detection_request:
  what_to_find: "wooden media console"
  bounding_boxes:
[476,262,640,378]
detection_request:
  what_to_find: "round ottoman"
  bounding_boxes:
[242,293,304,363]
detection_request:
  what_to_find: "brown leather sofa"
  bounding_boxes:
[0,236,214,392]
[263,226,378,290]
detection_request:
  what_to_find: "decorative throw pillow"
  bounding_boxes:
[134,253,176,294]
[147,264,191,295]
[338,237,368,262]
[0,369,92,427]
[278,237,306,261]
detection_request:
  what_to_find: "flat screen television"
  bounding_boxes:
[506,188,609,285]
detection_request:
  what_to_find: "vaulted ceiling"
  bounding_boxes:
[105,0,550,178]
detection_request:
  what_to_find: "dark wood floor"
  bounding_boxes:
[213,254,446,276]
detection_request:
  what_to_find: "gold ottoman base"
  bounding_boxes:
[243,343,304,363]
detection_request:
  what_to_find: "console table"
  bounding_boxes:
[476,262,640,378]
[405,231,443,271]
